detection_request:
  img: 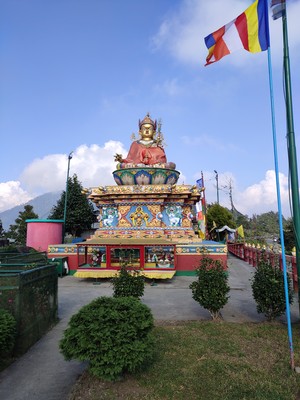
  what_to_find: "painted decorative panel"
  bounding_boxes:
[164,205,183,227]
[144,246,175,269]
[99,206,119,228]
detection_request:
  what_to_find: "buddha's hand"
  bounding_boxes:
[114,153,123,162]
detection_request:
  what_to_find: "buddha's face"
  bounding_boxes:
[140,123,155,141]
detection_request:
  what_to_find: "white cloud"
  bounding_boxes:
[70,141,127,188]
[0,141,128,212]
[0,181,33,212]
[235,170,290,216]
[197,169,290,218]
[20,140,128,193]
[20,154,68,193]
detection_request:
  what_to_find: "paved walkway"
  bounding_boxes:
[0,254,298,400]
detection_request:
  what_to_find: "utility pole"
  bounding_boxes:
[228,179,234,213]
[214,170,219,204]
[62,151,73,243]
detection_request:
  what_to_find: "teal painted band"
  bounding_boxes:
[26,219,64,223]
[175,271,197,276]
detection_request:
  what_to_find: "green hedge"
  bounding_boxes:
[0,308,16,356]
[60,296,154,381]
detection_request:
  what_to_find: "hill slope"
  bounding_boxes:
[0,191,61,230]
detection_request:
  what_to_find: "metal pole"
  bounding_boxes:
[214,170,219,204]
[266,43,295,370]
[280,4,300,308]
[62,152,73,243]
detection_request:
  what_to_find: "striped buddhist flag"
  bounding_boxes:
[204,0,270,66]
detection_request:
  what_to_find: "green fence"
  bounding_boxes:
[0,263,58,355]
[0,251,48,264]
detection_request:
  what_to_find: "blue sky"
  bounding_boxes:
[1,0,300,217]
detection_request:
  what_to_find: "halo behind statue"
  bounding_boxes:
[113,167,180,186]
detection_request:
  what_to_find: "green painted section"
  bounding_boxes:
[175,270,197,276]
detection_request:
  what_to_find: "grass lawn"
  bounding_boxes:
[68,320,300,400]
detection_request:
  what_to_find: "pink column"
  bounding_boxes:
[26,219,64,252]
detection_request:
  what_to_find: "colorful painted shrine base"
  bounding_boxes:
[48,240,227,279]
[47,184,227,279]
[68,183,209,279]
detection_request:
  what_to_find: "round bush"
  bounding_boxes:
[190,256,230,320]
[60,296,154,381]
[0,309,17,356]
[251,259,293,321]
[112,265,145,298]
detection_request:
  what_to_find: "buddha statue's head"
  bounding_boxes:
[139,113,157,141]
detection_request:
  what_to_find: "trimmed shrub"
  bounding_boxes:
[0,309,17,356]
[189,256,230,320]
[112,264,145,298]
[60,296,154,381]
[251,258,293,321]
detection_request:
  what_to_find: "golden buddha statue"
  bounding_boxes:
[114,113,176,169]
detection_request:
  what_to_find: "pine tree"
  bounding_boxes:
[0,219,5,237]
[7,205,38,245]
[48,174,97,237]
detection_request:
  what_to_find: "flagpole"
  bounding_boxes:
[280,1,300,310]
[265,0,294,369]
[201,171,206,215]
[201,171,207,238]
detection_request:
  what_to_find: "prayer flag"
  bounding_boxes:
[204,0,270,66]
[196,178,203,188]
[210,220,217,232]
[270,0,285,20]
[237,225,245,238]
[270,0,285,5]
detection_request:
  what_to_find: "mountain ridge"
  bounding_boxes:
[0,191,62,230]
